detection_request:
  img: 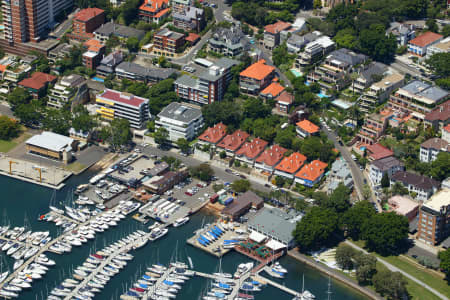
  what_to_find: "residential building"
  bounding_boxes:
[254,144,287,173]
[96,51,124,77]
[216,130,249,157]
[388,23,416,46]
[2,0,73,44]
[351,62,387,94]
[295,35,335,68]
[408,31,443,56]
[48,43,73,63]
[366,143,394,161]
[286,32,320,54]
[359,73,405,113]
[263,21,291,50]
[96,89,150,129]
[48,74,88,109]
[18,72,57,99]
[424,100,450,130]
[115,61,175,84]
[94,22,145,43]
[235,138,268,166]
[387,80,449,121]
[185,33,200,45]
[208,26,246,57]
[173,6,204,32]
[68,8,105,42]
[296,119,319,138]
[139,0,170,24]
[239,60,276,95]
[274,152,307,179]
[153,28,185,56]
[357,111,391,145]
[307,48,368,91]
[260,82,285,100]
[327,158,353,194]
[276,91,294,114]
[26,131,76,164]
[171,0,192,13]
[295,160,327,187]
[420,138,450,163]
[156,102,203,141]
[174,58,238,105]
[82,39,105,70]
[221,191,263,221]
[369,156,405,186]
[443,124,450,143]
[426,37,450,58]
[388,196,419,221]
[3,63,32,84]
[198,122,227,146]
[417,188,450,245]
[391,171,440,201]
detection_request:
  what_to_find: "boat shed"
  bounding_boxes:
[26,131,76,164]
[221,191,264,221]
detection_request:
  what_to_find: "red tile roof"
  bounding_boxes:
[264,21,291,34]
[186,33,200,43]
[235,138,268,160]
[18,72,57,91]
[139,0,169,13]
[255,144,287,167]
[75,8,104,22]
[295,160,327,182]
[260,82,285,98]
[425,100,450,122]
[409,31,443,47]
[84,39,104,52]
[217,130,249,152]
[296,119,319,134]
[198,123,227,144]
[98,89,148,107]
[444,124,450,133]
[153,8,170,18]
[366,143,394,160]
[240,60,275,81]
[275,152,307,174]
[276,91,294,104]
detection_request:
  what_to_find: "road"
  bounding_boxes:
[0,102,14,118]
[345,240,449,300]
[50,8,78,39]
[391,58,427,81]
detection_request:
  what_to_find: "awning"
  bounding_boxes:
[249,231,267,243]
[265,239,286,251]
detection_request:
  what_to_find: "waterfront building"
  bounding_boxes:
[156,102,203,141]
[26,131,76,164]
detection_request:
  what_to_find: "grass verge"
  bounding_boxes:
[64,162,87,173]
[0,132,31,152]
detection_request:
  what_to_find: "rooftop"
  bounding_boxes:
[421,137,449,151]
[400,80,449,103]
[155,28,185,40]
[26,131,74,152]
[264,21,291,34]
[444,124,450,133]
[276,91,294,104]
[392,171,440,191]
[98,89,148,108]
[186,33,200,43]
[75,8,104,22]
[139,0,169,13]
[296,119,319,134]
[260,82,285,98]
[18,72,57,90]
[115,61,175,80]
[425,100,450,122]
[326,48,367,67]
[240,59,275,81]
[235,138,268,160]
[84,39,104,52]
[217,130,249,152]
[198,122,227,144]
[388,195,419,216]
[275,152,307,174]
[366,143,394,160]
[409,31,443,47]
[295,160,327,182]
[372,73,404,89]
[255,144,287,166]
[157,102,202,123]
[222,190,263,216]
[423,188,450,212]
[95,22,145,39]
[371,156,404,171]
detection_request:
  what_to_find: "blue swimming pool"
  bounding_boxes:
[290,69,302,78]
[92,76,104,82]
[317,92,328,98]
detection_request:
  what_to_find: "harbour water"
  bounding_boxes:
[0,172,368,300]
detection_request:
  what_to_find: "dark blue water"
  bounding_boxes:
[0,173,368,300]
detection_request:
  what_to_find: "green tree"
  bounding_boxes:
[335,244,356,270]
[359,24,397,63]
[326,183,351,213]
[274,176,286,188]
[0,116,21,140]
[109,118,131,148]
[7,88,32,108]
[381,172,390,188]
[219,151,226,159]
[231,179,251,193]
[334,28,358,49]
[13,103,42,127]
[293,207,339,251]
[190,163,214,181]
[390,181,409,196]
[426,53,450,77]
[126,37,140,52]
[442,25,450,37]
[154,127,169,146]
[121,0,140,25]
[42,109,72,135]
[202,101,242,127]
[176,138,190,153]
[272,43,290,67]
[354,253,377,284]
[426,18,439,33]
[372,270,407,300]
[342,201,376,240]
[362,212,409,255]
[72,105,96,133]
[429,152,450,181]
[362,184,372,201]
[243,97,271,119]
[439,248,450,282]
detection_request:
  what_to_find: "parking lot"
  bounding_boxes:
[78,178,132,208]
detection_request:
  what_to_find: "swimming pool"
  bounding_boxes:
[290,69,302,78]
[317,92,328,98]
[92,76,104,82]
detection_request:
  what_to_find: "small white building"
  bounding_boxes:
[369,156,405,186]
[419,138,449,163]
[443,124,450,143]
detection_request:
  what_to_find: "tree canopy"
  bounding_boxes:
[342,201,376,240]
[231,179,251,193]
[0,116,21,140]
[372,270,407,300]
[439,248,450,282]
[189,163,214,181]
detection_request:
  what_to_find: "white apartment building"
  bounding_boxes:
[369,156,405,186]
[419,138,449,163]
[48,74,87,109]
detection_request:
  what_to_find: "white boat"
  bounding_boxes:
[75,184,89,194]
[150,227,168,240]
[213,272,232,279]
[133,238,148,250]
[23,247,39,259]
[36,255,55,266]
[50,206,64,215]
[173,217,189,227]
[13,260,24,270]
[273,262,288,274]
[0,271,9,283]
[0,290,18,298]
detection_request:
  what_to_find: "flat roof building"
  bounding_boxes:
[221,190,263,221]
[388,195,419,221]
[115,61,175,84]
[418,188,450,245]
[94,22,145,43]
[26,132,76,164]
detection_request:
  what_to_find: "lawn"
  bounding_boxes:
[64,162,87,173]
[0,132,31,153]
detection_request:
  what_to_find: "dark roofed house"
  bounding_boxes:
[424,100,450,130]
[390,171,440,201]
[221,190,263,220]
[96,51,124,77]
[420,137,450,163]
[95,21,145,44]
[353,62,387,94]
[115,61,175,83]
[18,72,57,99]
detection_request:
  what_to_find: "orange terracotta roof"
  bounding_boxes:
[296,119,319,134]
[198,123,227,144]
[275,152,307,174]
[276,91,294,104]
[139,0,169,13]
[295,160,327,182]
[409,31,443,47]
[444,124,450,133]
[153,7,170,18]
[18,72,57,91]
[186,33,200,43]
[75,8,104,22]
[84,39,104,52]
[217,130,249,152]
[260,82,285,98]
[255,144,287,167]
[366,143,394,160]
[264,21,291,34]
[0,65,6,73]
[235,138,268,160]
[240,59,275,81]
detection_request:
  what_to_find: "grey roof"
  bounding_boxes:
[371,156,404,171]
[401,80,449,102]
[173,6,203,22]
[61,74,84,85]
[26,131,74,152]
[247,207,298,244]
[391,171,440,191]
[95,22,145,40]
[214,57,239,69]
[100,51,123,67]
[175,74,198,87]
[116,61,175,80]
[176,58,238,86]
[158,102,202,123]
[156,28,185,40]
[236,190,263,206]
[211,26,244,45]
[326,48,367,67]
[49,43,73,56]
[21,55,38,65]
[359,62,387,81]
